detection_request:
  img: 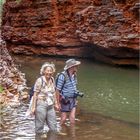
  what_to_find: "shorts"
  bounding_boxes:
[60,98,77,112]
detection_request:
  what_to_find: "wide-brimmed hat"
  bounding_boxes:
[40,62,55,75]
[64,59,81,70]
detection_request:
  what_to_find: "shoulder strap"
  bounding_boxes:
[29,77,43,100]
[51,77,54,84]
[56,71,67,93]
[41,76,43,87]
[38,76,43,92]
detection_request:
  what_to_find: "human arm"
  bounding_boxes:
[55,89,61,110]
[55,73,66,110]
[30,77,42,114]
[54,90,60,110]
[30,91,38,114]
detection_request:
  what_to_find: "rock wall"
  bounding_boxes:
[1,0,139,66]
[0,39,28,109]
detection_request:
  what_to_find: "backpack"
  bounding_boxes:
[55,71,77,92]
[55,71,67,93]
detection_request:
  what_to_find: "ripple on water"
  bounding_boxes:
[1,101,139,140]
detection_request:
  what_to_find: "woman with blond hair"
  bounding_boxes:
[31,62,59,135]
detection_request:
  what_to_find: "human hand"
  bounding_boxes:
[55,103,61,111]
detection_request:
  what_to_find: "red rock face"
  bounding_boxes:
[1,0,139,66]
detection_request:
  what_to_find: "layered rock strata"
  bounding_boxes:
[0,39,28,110]
[1,0,139,66]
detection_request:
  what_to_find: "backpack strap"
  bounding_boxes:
[29,76,43,101]
[50,77,55,84]
[56,71,77,94]
[40,76,43,90]
[56,71,67,93]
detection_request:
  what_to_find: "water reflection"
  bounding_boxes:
[0,97,139,140]
[1,55,138,140]
[0,103,35,140]
[13,54,139,115]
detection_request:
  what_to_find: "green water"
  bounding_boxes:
[78,61,139,124]
[14,56,139,124]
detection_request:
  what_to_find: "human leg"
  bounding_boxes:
[60,112,67,125]
[35,103,47,134]
[69,107,76,124]
[46,106,57,132]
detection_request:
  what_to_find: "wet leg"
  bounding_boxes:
[69,107,76,124]
[35,105,47,134]
[60,112,67,125]
[46,106,57,132]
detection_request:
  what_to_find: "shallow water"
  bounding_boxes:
[0,103,139,140]
[0,55,139,140]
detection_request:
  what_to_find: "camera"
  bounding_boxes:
[61,96,70,104]
[74,91,84,98]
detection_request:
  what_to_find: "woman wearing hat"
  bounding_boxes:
[31,62,59,135]
[56,59,81,125]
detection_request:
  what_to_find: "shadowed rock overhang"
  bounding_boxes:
[1,0,139,67]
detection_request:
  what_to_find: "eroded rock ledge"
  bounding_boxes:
[0,39,28,111]
[1,0,139,67]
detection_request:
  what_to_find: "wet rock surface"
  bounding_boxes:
[0,39,28,127]
[1,0,139,66]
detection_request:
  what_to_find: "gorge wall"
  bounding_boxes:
[1,0,139,66]
[0,39,27,110]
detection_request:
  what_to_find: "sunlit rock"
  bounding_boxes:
[1,0,139,66]
[6,92,14,99]
[20,91,29,100]
[0,39,27,108]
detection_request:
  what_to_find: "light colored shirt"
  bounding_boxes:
[34,76,55,97]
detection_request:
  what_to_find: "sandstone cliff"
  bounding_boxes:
[0,38,28,109]
[1,0,139,66]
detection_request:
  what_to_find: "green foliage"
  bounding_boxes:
[0,85,3,93]
[0,0,5,7]
[0,0,6,20]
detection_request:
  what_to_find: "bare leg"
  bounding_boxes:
[69,107,76,124]
[70,123,76,138]
[60,112,67,125]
